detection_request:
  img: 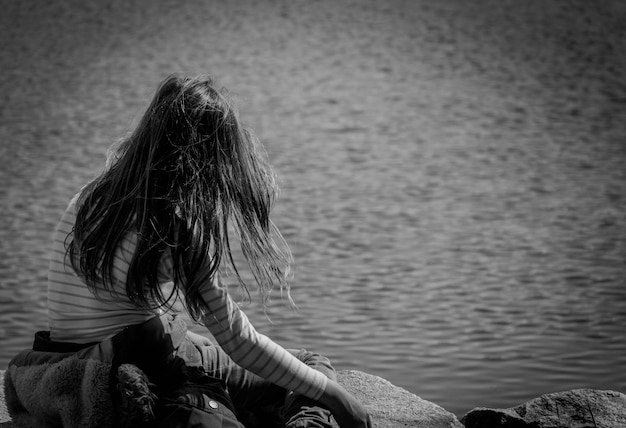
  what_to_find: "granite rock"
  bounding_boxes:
[0,371,13,428]
[336,370,463,428]
[461,388,626,428]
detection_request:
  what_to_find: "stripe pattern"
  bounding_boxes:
[48,194,156,344]
[200,280,327,400]
[47,193,327,400]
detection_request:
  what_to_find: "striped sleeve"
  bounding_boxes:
[199,280,328,400]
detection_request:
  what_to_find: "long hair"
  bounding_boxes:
[67,74,293,320]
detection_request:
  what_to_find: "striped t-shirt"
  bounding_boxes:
[47,192,328,400]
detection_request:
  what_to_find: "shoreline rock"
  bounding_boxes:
[461,388,626,428]
[0,371,8,428]
[336,370,463,427]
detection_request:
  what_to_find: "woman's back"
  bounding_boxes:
[47,192,159,343]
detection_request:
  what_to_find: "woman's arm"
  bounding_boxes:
[199,280,327,398]
[199,279,371,427]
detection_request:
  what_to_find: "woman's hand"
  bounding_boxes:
[319,379,373,428]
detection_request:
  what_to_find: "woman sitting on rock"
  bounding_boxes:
[8,74,372,428]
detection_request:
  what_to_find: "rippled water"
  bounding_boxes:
[1,0,625,417]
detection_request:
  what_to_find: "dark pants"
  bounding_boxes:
[187,331,337,428]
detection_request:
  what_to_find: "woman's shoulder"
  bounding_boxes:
[57,186,87,219]
[68,191,82,211]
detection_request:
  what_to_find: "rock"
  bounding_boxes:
[0,371,15,428]
[336,370,463,428]
[461,388,626,428]
[0,369,462,428]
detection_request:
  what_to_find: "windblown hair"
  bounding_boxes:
[67,74,293,320]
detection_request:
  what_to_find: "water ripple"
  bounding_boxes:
[2,0,626,417]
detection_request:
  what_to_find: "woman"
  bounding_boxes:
[46,73,372,427]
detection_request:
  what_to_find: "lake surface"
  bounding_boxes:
[1,0,625,417]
